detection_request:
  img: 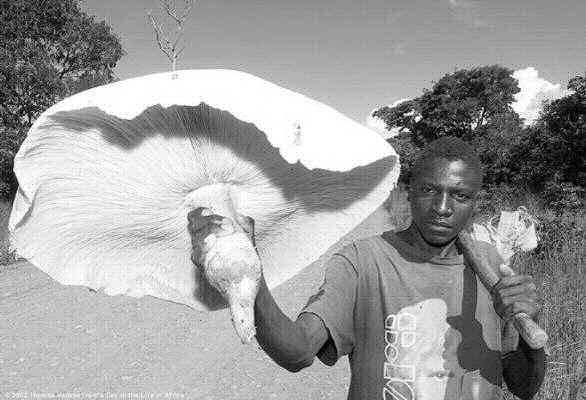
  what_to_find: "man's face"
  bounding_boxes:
[408,158,480,247]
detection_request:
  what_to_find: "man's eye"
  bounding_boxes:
[421,186,435,194]
[454,193,470,201]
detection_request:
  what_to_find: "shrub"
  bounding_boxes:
[0,201,16,267]
[541,180,585,211]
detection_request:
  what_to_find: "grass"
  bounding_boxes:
[1,188,584,399]
[475,188,585,400]
[509,211,585,400]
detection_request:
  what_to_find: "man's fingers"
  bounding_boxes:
[499,292,538,308]
[492,270,540,321]
[500,299,540,321]
[510,300,539,316]
[493,274,533,292]
[235,214,254,233]
[187,208,238,268]
[235,214,256,245]
[189,215,220,236]
[494,283,540,321]
[187,207,210,222]
[497,281,537,299]
[190,218,235,244]
[188,207,235,236]
[218,218,235,235]
[187,208,246,268]
[191,227,220,266]
[187,208,216,231]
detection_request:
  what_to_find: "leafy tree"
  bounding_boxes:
[568,73,586,96]
[0,127,24,198]
[508,73,585,208]
[470,112,525,186]
[374,65,522,185]
[0,0,125,200]
[386,131,420,184]
[374,65,521,145]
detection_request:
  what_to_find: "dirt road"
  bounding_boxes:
[1,259,349,400]
[1,208,398,400]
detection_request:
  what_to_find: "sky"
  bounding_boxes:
[80,0,586,128]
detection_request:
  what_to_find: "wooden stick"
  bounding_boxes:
[457,230,548,350]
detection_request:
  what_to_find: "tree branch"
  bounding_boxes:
[160,0,194,23]
[148,1,195,71]
[58,48,72,79]
[476,106,487,130]
[148,10,175,62]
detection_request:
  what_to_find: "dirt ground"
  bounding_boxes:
[1,207,398,400]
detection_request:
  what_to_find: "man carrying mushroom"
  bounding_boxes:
[188,136,546,400]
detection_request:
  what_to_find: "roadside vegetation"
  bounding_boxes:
[0,201,15,267]
[476,188,585,400]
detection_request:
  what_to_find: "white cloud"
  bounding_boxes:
[512,67,567,125]
[390,98,411,108]
[365,99,412,139]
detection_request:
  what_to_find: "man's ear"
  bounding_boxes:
[473,202,480,216]
[469,196,480,221]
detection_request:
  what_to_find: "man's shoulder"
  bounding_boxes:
[471,237,505,275]
[336,234,390,258]
[328,232,403,274]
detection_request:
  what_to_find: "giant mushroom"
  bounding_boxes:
[9,69,400,343]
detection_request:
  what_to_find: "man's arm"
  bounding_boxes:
[187,208,330,372]
[502,329,546,400]
[492,264,546,399]
[254,275,330,372]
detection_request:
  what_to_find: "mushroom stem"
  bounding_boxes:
[226,277,258,343]
[203,233,261,343]
[186,184,261,343]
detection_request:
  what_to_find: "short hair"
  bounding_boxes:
[410,136,483,186]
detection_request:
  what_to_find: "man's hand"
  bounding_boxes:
[491,264,539,322]
[499,262,547,400]
[234,213,256,246]
[187,207,256,266]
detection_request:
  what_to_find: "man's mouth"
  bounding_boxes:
[428,220,452,229]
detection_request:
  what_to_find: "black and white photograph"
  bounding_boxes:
[1,0,584,399]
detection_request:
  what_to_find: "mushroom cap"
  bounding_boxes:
[10,69,400,311]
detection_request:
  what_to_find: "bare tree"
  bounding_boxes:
[148,0,195,72]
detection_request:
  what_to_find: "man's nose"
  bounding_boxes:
[432,192,452,216]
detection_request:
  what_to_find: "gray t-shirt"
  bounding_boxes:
[302,231,505,400]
